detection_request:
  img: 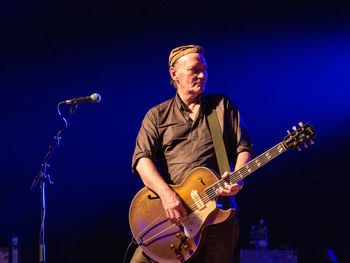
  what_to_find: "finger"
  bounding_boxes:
[224,182,238,192]
[166,208,176,222]
[172,202,186,219]
[223,182,230,192]
[228,182,239,190]
[229,181,243,192]
[173,210,183,225]
[179,206,187,220]
[221,171,230,179]
[230,185,240,195]
[217,185,240,196]
[216,187,230,195]
[224,182,236,189]
[165,208,172,219]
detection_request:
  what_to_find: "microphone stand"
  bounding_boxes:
[31,104,78,263]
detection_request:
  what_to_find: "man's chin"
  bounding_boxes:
[198,86,205,93]
[194,84,205,90]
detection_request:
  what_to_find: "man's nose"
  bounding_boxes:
[198,71,206,79]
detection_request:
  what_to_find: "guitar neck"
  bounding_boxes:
[205,142,287,199]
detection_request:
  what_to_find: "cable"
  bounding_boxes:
[122,236,138,263]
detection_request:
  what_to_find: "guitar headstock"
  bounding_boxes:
[283,122,316,150]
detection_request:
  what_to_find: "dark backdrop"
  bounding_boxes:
[1,1,350,262]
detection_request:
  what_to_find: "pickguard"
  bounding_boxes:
[182,199,216,238]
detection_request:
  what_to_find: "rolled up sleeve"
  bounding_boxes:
[225,97,253,158]
[131,108,160,175]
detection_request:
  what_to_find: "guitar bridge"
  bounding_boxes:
[169,234,191,262]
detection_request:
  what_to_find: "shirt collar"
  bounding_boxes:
[175,92,205,112]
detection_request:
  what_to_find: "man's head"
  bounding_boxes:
[169,45,208,98]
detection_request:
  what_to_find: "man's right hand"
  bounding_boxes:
[160,190,187,224]
[136,157,187,224]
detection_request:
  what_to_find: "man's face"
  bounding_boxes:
[172,53,208,98]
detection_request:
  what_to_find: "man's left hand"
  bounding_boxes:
[216,171,243,196]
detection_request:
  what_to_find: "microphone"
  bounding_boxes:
[63,93,101,105]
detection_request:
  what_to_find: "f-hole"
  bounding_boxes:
[199,178,206,186]
[147,188,160,200]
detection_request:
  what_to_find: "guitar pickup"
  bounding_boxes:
[190,190,205,210]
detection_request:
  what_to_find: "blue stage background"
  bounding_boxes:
[1,1,350,262]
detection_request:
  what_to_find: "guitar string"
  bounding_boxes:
[141,222,180,245]
[136,144,285,243]
[137,212,168,236]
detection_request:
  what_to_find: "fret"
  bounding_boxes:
[236,170,243,180]
[213,184,220,190]
[219,180,226,188]
[239,167,248,177]
[255,159,261,167]
[246,165,251,173]
[277,144,284,153]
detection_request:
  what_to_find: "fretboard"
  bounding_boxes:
[204,142,287,200]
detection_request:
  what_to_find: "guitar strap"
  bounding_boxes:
[206,99,238,210]
[206,107,231,176]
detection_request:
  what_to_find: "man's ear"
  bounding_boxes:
[169,67,177,80]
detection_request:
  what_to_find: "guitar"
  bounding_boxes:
[129,122,316,262]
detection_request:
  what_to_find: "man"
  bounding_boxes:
[131,45,252,263]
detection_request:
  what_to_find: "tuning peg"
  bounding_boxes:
[287,130,291,135]
[292,126,297,131]
[304,142,308,148]
[299,122,304,127]
[310,139,315,145]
